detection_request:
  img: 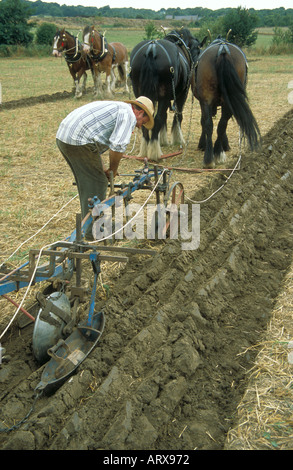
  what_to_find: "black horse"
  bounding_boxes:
[130,28,207,161]
[191,38,261,168]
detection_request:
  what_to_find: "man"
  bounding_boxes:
[56,97,154,238]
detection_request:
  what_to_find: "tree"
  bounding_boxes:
[221,7,259,47]
[35,22,57,45]
[272,23,293,45]
[144,21,164,40]
[0,0,33,45]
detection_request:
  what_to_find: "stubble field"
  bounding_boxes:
[0,47,293,450]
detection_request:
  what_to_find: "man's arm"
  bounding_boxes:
[105,150,123,179]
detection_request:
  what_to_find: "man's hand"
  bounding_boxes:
[104,168,118,180]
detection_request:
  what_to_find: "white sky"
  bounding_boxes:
[50,0,292,11]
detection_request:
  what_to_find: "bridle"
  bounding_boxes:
[84,29,108,61]
[53,31,80,59]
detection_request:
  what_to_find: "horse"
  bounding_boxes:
[191,37,261,168]
[82,25,129,98]
[129,28,207,161]
[52,29,94,99]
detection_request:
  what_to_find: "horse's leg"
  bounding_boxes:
[68,64,76,93]
[70,67,83,99]
[104,64,113,97]
[201,102,214,168]
[123,62,129,93]
[105,73,113,96]
[198,102,206,151]
[147,100,168,161]
[171,93,186,146]
[110,65,116,92]
[160,122,168,147]
[214,105,232,163]
[138,126,150,158]
[118,61,129,93]
[158,100,168,147]
[93,65,103,98]
[81,71,87,93]
[75,68,86,99]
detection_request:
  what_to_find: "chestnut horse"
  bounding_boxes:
[52,29,94,99]
[83,26,129,97]
[191,38,261,168]
[129,28,207,161]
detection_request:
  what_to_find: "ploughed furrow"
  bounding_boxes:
[0,109,292,450]
[0,90,75,111]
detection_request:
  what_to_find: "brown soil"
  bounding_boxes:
[0,93,292,451]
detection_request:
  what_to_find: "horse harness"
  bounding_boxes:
[85,31,117,63]
[131,32,195,124]
[58,32,91,68]
[130,31,192,75]
[195,38,248,69]
[130,31,193,112]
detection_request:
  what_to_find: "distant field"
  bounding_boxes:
[30,14,285,52]
[68,29,148,51]
[55,27,277,50]
[0,45,292,103]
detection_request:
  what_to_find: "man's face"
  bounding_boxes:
[134,108,150,129]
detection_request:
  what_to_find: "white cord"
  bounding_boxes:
[0,194,78,340]
[0,240,61,340]
[185,154,241,204]
[87,168,167,243]
[185,128,243,204]
[0,171,166,339]
[0,194,78,270]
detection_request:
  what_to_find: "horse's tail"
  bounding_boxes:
[216,52,260,150]
[139,43,160,103]
[117,65,125,81]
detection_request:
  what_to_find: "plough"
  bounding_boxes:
[0,160,184,395]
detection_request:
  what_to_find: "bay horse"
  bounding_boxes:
[52,29,93,99]
[82,26,129,98]
[129,28,207,161]
[191,37,261,168]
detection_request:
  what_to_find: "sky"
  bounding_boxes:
[48,0,293,11]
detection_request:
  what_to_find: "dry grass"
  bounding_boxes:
[0,53,292,449]
[225,265,293,450]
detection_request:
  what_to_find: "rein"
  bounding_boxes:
[165,31,193,65]
[88,30,109,61]
[56,32,84,64]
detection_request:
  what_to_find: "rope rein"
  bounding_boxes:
[185,128,243,204]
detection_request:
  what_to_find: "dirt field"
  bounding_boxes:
[0,54,292,451]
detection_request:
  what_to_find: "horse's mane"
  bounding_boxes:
[165,28,193,45]
[83,25,91,35]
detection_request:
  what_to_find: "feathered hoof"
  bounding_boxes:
[147,140,162,162]
[104,90,114,98]
[148,155,161,162]
[214,151,226,164]
[203,160,215,169]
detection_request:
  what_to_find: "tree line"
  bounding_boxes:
[24,0,293,27]
[0,0,293,52]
